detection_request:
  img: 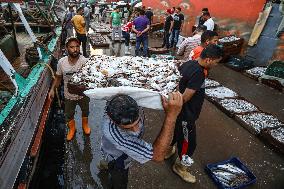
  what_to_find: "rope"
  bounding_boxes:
[36,62,62,108]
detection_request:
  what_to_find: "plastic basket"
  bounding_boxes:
[205,157,256,189]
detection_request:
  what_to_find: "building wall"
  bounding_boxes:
[144,0,267,39]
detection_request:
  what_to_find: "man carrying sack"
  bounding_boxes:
[99,92,183,189]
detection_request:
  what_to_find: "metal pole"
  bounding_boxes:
[8,3,20,57]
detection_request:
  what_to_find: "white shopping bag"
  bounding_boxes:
[84,87,163,110]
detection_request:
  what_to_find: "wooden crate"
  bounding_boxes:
[220,38,244,62]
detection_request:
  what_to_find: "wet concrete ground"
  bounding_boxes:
[65,30,284,189]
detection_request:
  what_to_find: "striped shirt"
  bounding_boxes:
[177,34,201,62]
[101,110,153,168]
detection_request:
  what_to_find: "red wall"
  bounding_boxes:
[144,0,267,38]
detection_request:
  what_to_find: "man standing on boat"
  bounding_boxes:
[48,37,91,141]
[72,7,88,57]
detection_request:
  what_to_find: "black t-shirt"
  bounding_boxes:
[164,15,173,32]
[178,61,205,123]
[198,16,206,26]
[173,13,184,30]
[145,11,153,22]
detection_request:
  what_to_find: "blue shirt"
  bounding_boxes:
[101,110,153,168]
[65,11,75,29]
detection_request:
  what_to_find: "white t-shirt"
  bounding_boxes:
[203,18,214,31]
[56,55,87,100]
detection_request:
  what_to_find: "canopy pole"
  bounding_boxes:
[8,3,20,56]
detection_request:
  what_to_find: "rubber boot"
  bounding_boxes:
[164,146,176,160]
[67,119,76,141]
[82,117,91,135]
[172,157,196,183]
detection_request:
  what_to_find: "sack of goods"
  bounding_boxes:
[69,55,181,109]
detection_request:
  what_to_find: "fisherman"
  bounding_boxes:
[83,4,91,33]
[99,92,183,189]
[203,11,215,31]
[48,37,91,141]
[145,7,154,25]
[72,7,88,57]
[192,7,209,33]
[165,45,223,183]
[170,7,184,48]
[132,9,150,57]
[177,25,206,61]
[94,4,100,22]
[198,8,209,26]
[161,8,173,49]
[110,7,122,42]
[64,5,75,38]
[189,30,219,61]
[121,17,133,55]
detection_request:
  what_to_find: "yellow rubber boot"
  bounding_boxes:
[172,157,196,183]
[67,119,76,141]
[82,117,91,135]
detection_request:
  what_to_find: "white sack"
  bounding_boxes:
[84,86,164,110]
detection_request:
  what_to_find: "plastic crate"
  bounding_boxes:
[205,157,256,189]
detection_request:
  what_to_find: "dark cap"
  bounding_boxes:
[65,37,80,47]
[106,94,139,125]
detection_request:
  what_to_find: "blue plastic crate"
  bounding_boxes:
[205,157,256,189]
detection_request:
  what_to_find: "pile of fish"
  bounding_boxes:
[90,23,111,33]
[219,36,241,43]
[205,78,221,88]
[270,127,284,143]
[70,55,181,96]
[245,67,267,78]
[236,112,284,134]
[2,7,52,25]
[25,33,53,67]
[211,163,250,188]
[205,86,238,99]
[88,33,108,46]
[219,99,258,114]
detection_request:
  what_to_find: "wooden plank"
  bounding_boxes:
[248,5,272,46]
[30,97,52,157]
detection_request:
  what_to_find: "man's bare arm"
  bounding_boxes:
[48,74,62,100]
[152,92,183,162]
[182,88,196,104]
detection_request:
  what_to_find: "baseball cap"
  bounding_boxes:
[166,8,172,14]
